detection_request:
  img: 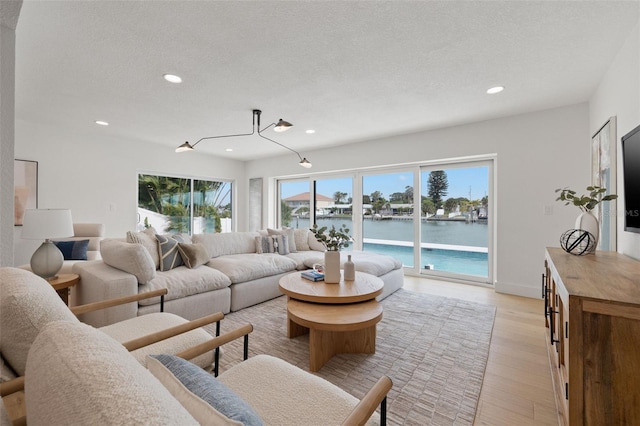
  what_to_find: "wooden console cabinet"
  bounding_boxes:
[543,247,640,426]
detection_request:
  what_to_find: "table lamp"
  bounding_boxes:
[21,209,74,280]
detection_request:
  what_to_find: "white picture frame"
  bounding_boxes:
[591,116,617,251]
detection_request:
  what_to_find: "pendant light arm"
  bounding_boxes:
[190,129,255,149]
[258,132,304,162]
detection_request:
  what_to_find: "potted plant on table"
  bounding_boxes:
[555,185,617,251]
[310,224,351,283]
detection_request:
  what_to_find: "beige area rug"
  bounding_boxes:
[209,289,496,426]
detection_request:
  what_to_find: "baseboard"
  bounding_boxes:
[494,281,541,299]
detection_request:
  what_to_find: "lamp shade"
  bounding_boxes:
[274,119,293,132]
[175,141,194,153]
[299,158,312,168]
[22,209,74,240]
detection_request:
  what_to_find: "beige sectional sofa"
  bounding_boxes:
[73,229,404,327]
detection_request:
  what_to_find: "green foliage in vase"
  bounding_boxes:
[310,223,351,251]
[555,185,617,213]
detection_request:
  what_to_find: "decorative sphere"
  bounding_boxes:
[560,229,596,256]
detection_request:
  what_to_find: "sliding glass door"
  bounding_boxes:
[279,178,354,236]
[276,157,494,285]
[419,163,490,281]
[362,171,415,267]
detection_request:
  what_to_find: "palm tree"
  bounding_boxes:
[333,191,348,204]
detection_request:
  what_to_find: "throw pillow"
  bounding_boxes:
[267,228,297,252]
[127,227,160,270]
[177,243,209,269]
[293,228,310,251]
[308,231,327,251]
[100,240,156,283]
[272,234,290,255]
[255,236,275,254]
[155,234,186,271]
[255,235,290,255]
[53,239,89,260]
[148,354,263,426]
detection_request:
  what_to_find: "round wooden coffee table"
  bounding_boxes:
[279,271,384,371]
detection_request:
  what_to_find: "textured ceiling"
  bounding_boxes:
[14,1,640,162]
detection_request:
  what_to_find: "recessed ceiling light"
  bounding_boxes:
[95,120,109,126]
[486,86,504,94]
[305,129,315,134]
[163,74,182,84]
[225,148,233,152]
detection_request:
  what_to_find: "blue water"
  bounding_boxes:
[291,217,489,278]
[364,243,488,277]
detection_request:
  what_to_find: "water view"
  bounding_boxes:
[292,217,489,278]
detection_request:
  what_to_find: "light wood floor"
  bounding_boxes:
[402,275,560,426]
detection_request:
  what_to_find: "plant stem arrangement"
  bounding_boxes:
[310,224,351,251]
[555,186,617,212]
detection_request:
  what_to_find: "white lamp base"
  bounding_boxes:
[30,240,64,280]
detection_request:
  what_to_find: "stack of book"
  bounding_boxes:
[301,270,324,282]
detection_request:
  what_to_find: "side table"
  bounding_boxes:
[48,273,80,306]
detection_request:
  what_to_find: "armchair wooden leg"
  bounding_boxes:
[214,320,221,377]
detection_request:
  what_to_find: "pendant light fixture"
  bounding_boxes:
[176,109,312,168]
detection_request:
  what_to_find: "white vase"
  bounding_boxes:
[575,211,599,251]
[324,251,341,284]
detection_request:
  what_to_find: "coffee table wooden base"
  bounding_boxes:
[287,298,383,372]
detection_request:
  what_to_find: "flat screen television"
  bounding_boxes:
[621,124,640,233]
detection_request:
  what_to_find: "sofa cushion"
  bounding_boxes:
[192,232,259,258]
[177,243,210,269]
[99,312,214,369]
[53,239,89,260]
[302,251,403,277]
[286,250,325,270]
[218,354,378,425]
[25,321,198,426]
[127,227,160,269]
[206,253,297,284]
[149,354,263,426]
[138,266,231,306]
[101,239,156,284]
[0,267,79,376]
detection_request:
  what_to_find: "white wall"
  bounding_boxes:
[13,120,247,266]
[246,104,591,298]
[589,21,640,260]
[0,1,22,267]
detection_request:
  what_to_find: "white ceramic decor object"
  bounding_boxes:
[324,251,341,283]
[575,211,599,251]
[344,255,355,281]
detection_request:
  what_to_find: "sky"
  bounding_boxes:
[281,166,489,202]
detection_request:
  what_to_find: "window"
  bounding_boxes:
[419,164,490,281]
[276,157,494,286]
[138,174,232,234]
[362,171,414,266]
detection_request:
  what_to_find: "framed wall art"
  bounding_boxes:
[591,116,617,251]
[14,159,38,226]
